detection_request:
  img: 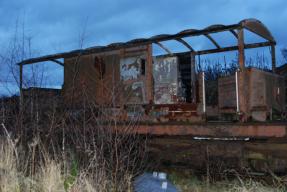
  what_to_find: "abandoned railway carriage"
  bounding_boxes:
[19,18,285,122]
[19,19,287,172]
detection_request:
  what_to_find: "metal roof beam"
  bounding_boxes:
[229,30,238,39]
[154,24,240,42]
[166,41,274,57]
[240,19,275,42]
[19,24,240,65]
[204,34,221,49]
[154,42,173,55]
[175,38,195,52]
[50,59,64,66]
[195,41,274,55]
[19,19,277,66]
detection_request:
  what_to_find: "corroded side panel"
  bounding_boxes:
[277,64,287,110]
[217,68,285,121]
[129,123,287,138]
[248,68,285,121]
[120,45,151,105]
[249,68,285,112]
[153,56,179,104]
[96,54,121,105]
[120,55,146,104]
[62,51,121,107]
[218,75,237,112]
[63,54,95,106]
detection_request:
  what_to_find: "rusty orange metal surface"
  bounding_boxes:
[218,68,285,121]
[18,19,286,126]
[129,123,287,138]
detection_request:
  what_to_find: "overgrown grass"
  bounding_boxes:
[168,169,287,192]
[0,133,134,192]
[1,134,287,192]
[0,136,89,192]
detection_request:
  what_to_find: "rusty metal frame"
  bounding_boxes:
[18,18,275,66]
[18,18,277,117]
[154,42,173,55]
[156,41,274,58]
[50,59,64,66]
[229,29,238,39]
[120,123,287,138]
[204,34,221,49]
[175,38,195,52]
[16,18,287,142]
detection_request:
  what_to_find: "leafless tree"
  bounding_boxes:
[0,16,148,192]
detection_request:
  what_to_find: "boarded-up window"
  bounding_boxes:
[94,56,105,79]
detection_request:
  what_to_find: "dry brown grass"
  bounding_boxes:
[0,84,149,191]
[0,134,135,192]
[1,132,286,192]
[169,169,286,192]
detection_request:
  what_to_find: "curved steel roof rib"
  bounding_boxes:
[154,42,173,55]
[19,18,276,65]
[175,38,195,52]
[229,30,238,39]
[150,34,171,40]
[239,18,275,42]
[204,34,221,49]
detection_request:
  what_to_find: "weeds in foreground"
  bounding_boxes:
[168,169,287,192]
[0,115,145,192]
[0,134,135,192]
[1,123,287,191]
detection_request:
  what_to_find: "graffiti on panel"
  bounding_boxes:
[120,55,146,104]
[153,56,179,104]
[120,56,143,81]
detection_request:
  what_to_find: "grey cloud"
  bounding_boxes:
[2,0,286,53]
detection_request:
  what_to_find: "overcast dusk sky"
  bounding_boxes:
[1,0,287,55]
[0,0,287,95]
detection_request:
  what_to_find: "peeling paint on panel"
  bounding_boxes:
[120,56,143,81]
[123,81,146,104]
[153,56,181,104]
[120,53,148,105]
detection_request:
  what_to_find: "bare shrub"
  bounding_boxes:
[0,77,148,192]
